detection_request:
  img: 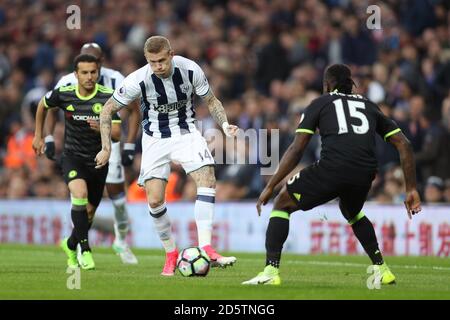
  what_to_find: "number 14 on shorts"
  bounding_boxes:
[198,149,212,161]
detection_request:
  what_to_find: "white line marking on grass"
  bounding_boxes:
[4,248,449,271]
[239,258,450,271]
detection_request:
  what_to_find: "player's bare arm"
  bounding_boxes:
[202,89,239,137]
[41,108,58,160]
[32,98,48,156]
[257,133,312,215]
[388,132,422,218]
[95,97,124,168]
[43,108,58,137]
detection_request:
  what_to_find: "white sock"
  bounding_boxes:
[111,194,129,242]
[149,203,176,253]
[195,187,216,248]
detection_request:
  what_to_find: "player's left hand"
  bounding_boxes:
[87,119,100,132]
[32,136,45,156]
[256,186,274,216]
[404,189,422,219]
[95,149,111,169]
[222,122,239,138]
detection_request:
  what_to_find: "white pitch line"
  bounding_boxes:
[239,257,450,271]
[4,248,449,271]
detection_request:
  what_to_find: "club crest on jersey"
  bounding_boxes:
[150,92,161,99]
[180,83,190,94]
[92,103,103,114]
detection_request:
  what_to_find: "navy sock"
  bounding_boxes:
[352,216,384,265]
[265,215,290,268]
[71,208,91,252]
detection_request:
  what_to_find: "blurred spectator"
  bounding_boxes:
[341,15,376,66]
[20,69,54,131]
[7,175,28,199]
[30,176,52,198]
[415,111,450,183]
[127,179,147,203]
[165,166,187,203]
[424,176,445,203]
[444,179,450,203]
[3,120,36,170]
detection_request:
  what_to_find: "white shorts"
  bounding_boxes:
[106,141,125,184]
[138,130,214,186]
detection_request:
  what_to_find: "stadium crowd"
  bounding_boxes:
[0,0,449,204]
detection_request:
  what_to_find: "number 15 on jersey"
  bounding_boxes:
[333,99,369,135]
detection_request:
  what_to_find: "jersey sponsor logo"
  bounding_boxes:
[153,100,188,113]
[66,105,75,111]
[92,103,103,114]
[71,114,100,121]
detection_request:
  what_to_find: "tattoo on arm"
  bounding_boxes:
[100,98,124,151]
[203,90,228,127]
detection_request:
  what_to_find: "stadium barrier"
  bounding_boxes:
[0,200,448,257]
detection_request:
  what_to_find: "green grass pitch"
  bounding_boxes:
[0,244,448,300]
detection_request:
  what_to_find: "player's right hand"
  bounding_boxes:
[44,135,56,160]
[95,149,111,169]
[32,136,45,156]
[404,189,422,219]
[222,122,239,138]
[256,186,274,216]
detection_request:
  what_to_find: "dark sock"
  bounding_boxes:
[71,208,91,252]
[67,229,78,250]
[351,216,384,265]
[265,216,290,269]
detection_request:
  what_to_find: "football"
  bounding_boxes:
[177,247,211,277]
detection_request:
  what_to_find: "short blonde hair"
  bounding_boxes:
[144,36,172,54]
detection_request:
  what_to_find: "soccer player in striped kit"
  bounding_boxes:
[95,36,239,276]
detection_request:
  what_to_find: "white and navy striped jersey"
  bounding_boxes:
[54,66,125,90]
[112,55,210,138]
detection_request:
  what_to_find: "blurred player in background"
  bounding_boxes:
[33,54,122,269]
[44,43,140,264]
[96,36,239,276]
[243,64,422,285]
